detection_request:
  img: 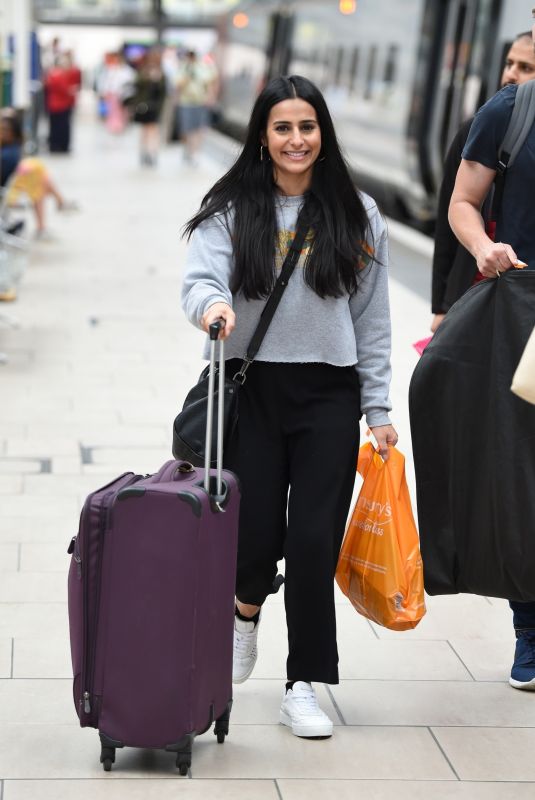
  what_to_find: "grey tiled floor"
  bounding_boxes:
[1,95,533,798]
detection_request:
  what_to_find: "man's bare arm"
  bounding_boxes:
[449,159,518,277]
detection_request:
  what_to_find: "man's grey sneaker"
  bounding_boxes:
[232,613,260,684]
[509,630,535,690]
[280,681,333,738]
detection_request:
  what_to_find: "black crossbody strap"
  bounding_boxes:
[233,214,309,383]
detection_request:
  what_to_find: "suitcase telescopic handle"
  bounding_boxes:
[204,320,225,499]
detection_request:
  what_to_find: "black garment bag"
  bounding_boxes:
[409,271,535,602]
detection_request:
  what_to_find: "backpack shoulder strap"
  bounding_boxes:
[498,81,535,171]
[490,82,535,224]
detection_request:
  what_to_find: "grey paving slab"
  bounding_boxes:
[191,725,454,780]
[3,780,280,800]
[0,495,78,518]
[50,457,82,475]
[337,637,472,681]
[0,460,43,475]
[0,723,197,779]
[0,573,66,603]
[0,476,23,494]
[20,543,69,573]
[0,518,75,544]
[1,398,72,417]
[277,779,535,800]
[26,425,169,449]
[448,638,513,682]
[4,440,80,461]
[0,640,12,678]
[331,680,534,727]
[370,594,514,641]
[0,424,26,438]
[0,545,19,572]
[88,447,172,466]
[0,679,78,726]
[0,603,68,639]
[21,475,109,499]
[0,723,454,780]
[13,638,71,679]
[432,727,535,781]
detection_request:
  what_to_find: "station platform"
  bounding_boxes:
[0,97,533,798]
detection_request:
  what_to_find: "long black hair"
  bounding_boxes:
[184,75,372,300]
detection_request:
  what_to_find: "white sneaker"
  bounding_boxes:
[280,681,333,738]
[232,613,260,684]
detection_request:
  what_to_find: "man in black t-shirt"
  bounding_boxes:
[448,21,535,692]
[431,31,535,332]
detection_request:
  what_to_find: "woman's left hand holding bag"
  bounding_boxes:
[201,302,235,340]
[369,424,398,460]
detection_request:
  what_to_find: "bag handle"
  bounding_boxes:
[234,213,309,384]
[205,321,226,498]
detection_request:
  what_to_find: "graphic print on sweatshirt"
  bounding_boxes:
[275,229,375,272]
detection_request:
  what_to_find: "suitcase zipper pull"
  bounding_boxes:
[83,691,91,713]
[73,539,82,578]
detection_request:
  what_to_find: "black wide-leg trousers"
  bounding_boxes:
[225,360,361,685]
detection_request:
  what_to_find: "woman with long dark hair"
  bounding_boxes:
[181,75,397,738]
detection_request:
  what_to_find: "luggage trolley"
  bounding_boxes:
[0,227,28,364]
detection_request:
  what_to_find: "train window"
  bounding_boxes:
[321,46,333,90]
[349,46,359,93]
[384,44,399,85]
[334,46,344,87]
[364,45,377,99]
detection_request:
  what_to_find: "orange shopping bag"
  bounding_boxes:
[336,442,426,630]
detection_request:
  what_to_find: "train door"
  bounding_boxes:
[264,9,294,83]
[427,0,503,194]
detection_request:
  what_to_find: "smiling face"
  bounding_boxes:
[262,97,322,195]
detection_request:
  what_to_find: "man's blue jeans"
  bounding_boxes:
[510,601,535,629]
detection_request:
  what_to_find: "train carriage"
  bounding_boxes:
[216,0,531,226]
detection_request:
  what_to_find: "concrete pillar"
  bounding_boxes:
[12,0,31,108]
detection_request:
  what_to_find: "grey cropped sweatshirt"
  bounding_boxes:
[181,192,392,428]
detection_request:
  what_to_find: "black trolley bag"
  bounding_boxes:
[409,270,535,602]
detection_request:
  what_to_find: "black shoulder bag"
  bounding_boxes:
[172,215,309,466]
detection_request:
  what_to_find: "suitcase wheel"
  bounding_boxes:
[100,745,116,772]
[214,702,231,744]
[176,753,191,775]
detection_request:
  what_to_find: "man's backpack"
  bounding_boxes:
[486,80,535,237]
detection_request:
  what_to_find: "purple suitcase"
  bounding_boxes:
[68,327,240,774]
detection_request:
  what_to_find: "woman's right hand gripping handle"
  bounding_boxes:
[201,302,235,340]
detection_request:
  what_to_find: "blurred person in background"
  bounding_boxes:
[97,52,136,134]
[44,54,79,153]
[176,50,219,166]
[1,111,78,239]
[431,31,535,332]
[129,49,167,167]
[65,50,82,97]
[41,36,62,73]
